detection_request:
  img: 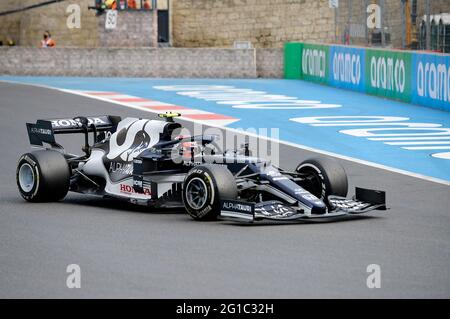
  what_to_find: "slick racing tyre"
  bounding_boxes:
[16,150,70,202]
[296,157,348,205]
[183,165,238,221]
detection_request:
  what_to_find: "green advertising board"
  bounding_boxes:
[365,49,412,102]
[284,42,448,110]
[284,42,303,79]
[300,43,329,84]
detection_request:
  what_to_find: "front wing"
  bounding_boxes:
[220,187,387,223]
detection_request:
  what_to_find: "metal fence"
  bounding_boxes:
[333,0,450,53]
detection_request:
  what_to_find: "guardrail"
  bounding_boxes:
[285,42,450,112]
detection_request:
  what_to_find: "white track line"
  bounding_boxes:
[386,141,450,145]
[2,79,450,187]
[403,146,450,150]
[370,136,450,141]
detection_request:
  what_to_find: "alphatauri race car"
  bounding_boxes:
[17,114,387,222]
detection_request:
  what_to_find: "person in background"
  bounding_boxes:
[40,31,56,48]
[105,0,117,10]
[127,0,137,9]
[143,0,152,10]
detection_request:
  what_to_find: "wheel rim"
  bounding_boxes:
[19,163,34,193]
[186,177,208,210]
[305,171,323,199]
[298,165,324,200]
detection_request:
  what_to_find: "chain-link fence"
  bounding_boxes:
[333,0,450,53]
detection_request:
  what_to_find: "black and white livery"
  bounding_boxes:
[17,114,387,222]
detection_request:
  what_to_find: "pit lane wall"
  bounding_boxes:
[285,43,450,112]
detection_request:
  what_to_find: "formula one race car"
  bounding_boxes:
[17,114,387,222]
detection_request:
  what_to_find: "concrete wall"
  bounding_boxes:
[256,48,284,78]
[172,0,336,48]
[0,47,284,78]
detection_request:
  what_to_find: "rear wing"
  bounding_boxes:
[26,115,121,146]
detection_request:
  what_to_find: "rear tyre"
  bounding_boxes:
[16,150,70,202]
[296,157,348,204]
[183,165,237,221]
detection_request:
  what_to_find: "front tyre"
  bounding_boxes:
[182,165,237,221]
[296,157,348,204]
[16,150,70,202]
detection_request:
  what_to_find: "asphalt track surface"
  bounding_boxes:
[0,82,449,298]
